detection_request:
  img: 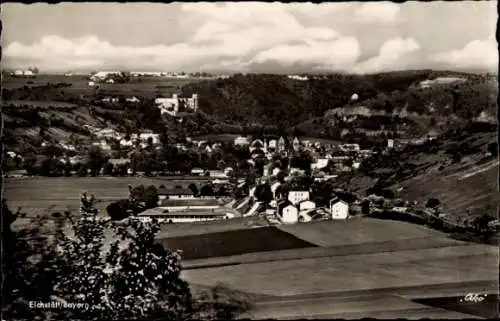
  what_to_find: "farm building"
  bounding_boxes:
[330,197,349,220]
[288,191,310,205]
[158,198,220,211]
[158,185,195,201]
[277,200,298,224]
[138,207,232,223]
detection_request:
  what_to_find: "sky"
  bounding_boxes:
[1,1,498,74]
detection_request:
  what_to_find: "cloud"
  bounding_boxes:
[4,2,350,72]
[251,37,360,71]
[354,2,400,23]
[431,39,498,71]
[353,38,421,74]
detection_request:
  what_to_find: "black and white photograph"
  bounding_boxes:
[1,1,499,320]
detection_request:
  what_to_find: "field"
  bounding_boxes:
[2,100,79,108]
[3,176,214,216]
[158,227,316,260]
[151,217,498,298]
[277,218,447,247]
[161,217,499,318]
[3,74,205,98]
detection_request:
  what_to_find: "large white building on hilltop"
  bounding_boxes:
[90,71,121,81]
[155,94,199,116]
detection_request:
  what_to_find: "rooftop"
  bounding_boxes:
[159,198,220,207]
[158,186,194,196]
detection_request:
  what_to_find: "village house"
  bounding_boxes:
[249,139,265,153]
[92,140,111,151]
[298,200,316,212]
[234,136,250,147]
[268,139,277,151]
[94,128,122,140]
[108,158,130,167]
[277,200,299,224]
[292,137,301,152]
[288,191,310,205]
[277,136,286,152]
[330,197,349,219]
[339,144,360,153]
[191,168,205,176]
[101,97,119,103]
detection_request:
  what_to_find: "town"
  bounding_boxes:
[2,2,498,320]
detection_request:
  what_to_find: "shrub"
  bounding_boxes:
[2,200,192,320]
[425,198,441,209]
[192,283,254,320]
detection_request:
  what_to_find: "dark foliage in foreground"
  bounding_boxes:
[2,199,253,320]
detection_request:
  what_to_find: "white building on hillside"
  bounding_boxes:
[90,71,120,81]
[288,191,310,205]
[330,198,349,220]
[155,94,199,116]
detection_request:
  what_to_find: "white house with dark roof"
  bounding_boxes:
[249,139,264,153]
[330,197,349,220]
[277,200,298,224]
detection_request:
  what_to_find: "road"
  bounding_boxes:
[238,280,498,319]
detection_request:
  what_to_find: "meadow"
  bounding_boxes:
[3,176,212,216]
[3,74,205,98]
[158,227,316,260]
[182,241,498,297]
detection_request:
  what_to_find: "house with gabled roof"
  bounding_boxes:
[330,197,349,220]
[277,199,298,224]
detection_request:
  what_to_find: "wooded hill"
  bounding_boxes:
[180,70,497,131]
